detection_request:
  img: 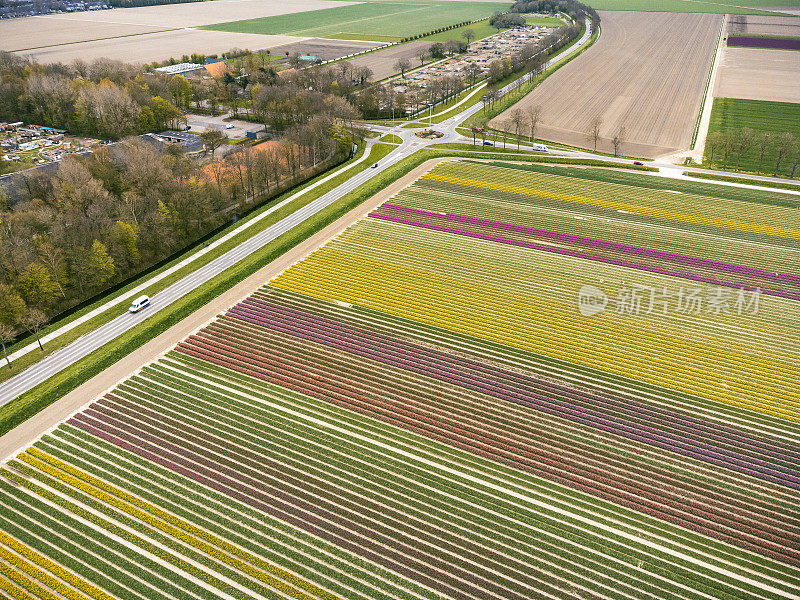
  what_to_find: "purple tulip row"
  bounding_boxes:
[174,324,800,565]
[376,204,800,284]
[728,36,800,50]
[227,297,800,489]
[209,311,799,523]
[189,319,800,549]
[69,402,545,600]
[368,209,800,300]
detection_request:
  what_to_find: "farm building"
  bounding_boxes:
[149,131,206,157]
[154,62,205,76]
[204,59,232,79]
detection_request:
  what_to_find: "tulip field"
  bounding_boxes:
[1,161,798,600]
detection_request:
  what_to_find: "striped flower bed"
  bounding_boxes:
[1,161,797,600]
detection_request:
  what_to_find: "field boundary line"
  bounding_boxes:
[172,366,800,600]
[691,14,726,154]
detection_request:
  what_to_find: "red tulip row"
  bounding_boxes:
[70,401,538,600]
[175,321,800,567]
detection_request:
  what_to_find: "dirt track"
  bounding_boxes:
[0,157,457,463]
[713,47,800,103]
[490,11,722,158]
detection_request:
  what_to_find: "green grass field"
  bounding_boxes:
[202,0,510,41]
[584,0,799,14]
[524,16,565,26]
[704,97,800,176]
[422,18,496,42]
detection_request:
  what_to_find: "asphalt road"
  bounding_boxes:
[1,20,793,407]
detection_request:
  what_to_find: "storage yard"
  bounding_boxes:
[1,160,797,600]
[391,24,556,95]
[490,11,722,157]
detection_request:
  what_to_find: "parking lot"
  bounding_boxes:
[185,113,264,141]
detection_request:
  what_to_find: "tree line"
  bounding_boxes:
[0,50,364,355]
[705,128,800,177]
[511,0,600,26]
[0,52,184,139]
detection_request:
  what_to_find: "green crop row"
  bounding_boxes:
[148,354,799,596]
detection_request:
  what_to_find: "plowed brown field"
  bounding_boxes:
[714,47,800,103]
[490,11,722,158]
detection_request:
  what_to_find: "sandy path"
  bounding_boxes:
[0,157,455,463]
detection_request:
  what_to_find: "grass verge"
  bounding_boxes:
[0,144,382,385]
[685,171,800,192]
[0,142,406,435]
[378,134,403,144]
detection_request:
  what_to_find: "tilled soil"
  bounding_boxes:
[490,11,722,158]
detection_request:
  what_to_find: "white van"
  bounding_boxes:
[129,295,151,313]
[532,143,549,152]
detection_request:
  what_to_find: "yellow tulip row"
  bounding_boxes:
[1,466,256,600]
[270,245,799,420]
[431,162,800,235]
[0,574,35,600]
[422,172,800,241]
[0,530,112,600]
[0,558,61,600]
[392,186,799,274]
[336,221,800,369]
[18,450,337,600]
[335,223,799,354]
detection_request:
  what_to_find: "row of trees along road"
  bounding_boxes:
[705,128,800,177]
[0,52,363,358]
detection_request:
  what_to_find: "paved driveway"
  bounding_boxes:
[185,113,263,141]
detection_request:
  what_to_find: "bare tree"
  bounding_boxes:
[0,324,14,370]
[355,66,373,87]
[394,58,412,79]
[21,308,48,351]
[705,131,723,165]
[735,127,754,171]
[775,132,797,176]
[790,145,800,179]
[756,132,772,174]
[200,128,228,157]
[510,109,525,149]
[416,46,429,67]
[465,62,481,86]
[481,92,492,115]
[462,28,476,48]
[526,105,542,142]
[611,127,626,157]
[502,119,512,149]
[721,131,737,170]
[588,117,602,152]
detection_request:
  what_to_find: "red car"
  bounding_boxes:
[633,161,644,166]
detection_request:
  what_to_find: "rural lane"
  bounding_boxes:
[0,134,425,406]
